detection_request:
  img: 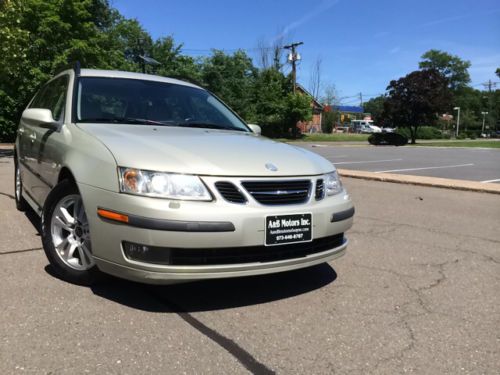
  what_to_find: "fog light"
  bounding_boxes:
[122,241,171,264]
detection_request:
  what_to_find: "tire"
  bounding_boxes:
[41,179,102,285]
[14,157,28,211]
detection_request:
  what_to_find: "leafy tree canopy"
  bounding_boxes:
[383,69,451,144]
[419,49,471,90]
[363,95,386,124]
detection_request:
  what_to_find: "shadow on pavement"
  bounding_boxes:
[0,149,13,158]
[25,206,42,234]
[84,263,337,313]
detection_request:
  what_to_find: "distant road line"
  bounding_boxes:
[374,163,474,174]
[481,178,500,183]
[334,158,403,165]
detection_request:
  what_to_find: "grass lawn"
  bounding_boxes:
[412,140,500,148]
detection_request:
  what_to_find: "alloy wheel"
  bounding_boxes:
[50,194,95,270]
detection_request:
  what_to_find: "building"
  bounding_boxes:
[295,84,324,133]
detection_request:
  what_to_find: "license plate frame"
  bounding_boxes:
[265,213,313,246]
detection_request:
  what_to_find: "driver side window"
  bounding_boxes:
[30,75,69,122]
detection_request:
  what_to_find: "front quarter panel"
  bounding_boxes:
[62,123,118,192]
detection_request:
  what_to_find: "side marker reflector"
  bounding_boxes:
[97,208,129,223]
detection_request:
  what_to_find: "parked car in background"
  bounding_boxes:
[14,67,355,285]
[368,132,408,146]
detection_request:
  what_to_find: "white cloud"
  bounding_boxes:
[274,0,340,41]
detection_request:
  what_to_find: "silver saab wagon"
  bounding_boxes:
[14,67,354,285]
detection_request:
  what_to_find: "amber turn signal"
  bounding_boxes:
[97,208,129,223]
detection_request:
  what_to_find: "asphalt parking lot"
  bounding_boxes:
[297,143,500,184]
[1,147,500,374]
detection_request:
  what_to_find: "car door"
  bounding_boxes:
[24,75,69,206]
[17,85,50,202]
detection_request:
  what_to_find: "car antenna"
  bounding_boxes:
[74,61,81,77]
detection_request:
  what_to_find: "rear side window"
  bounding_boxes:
[30,75,69,121]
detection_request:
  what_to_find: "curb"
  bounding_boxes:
[338,169,500,195]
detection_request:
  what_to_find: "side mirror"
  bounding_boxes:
[21,108,59,130]
[248,124,261,135]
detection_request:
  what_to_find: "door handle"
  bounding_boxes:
[29,133,37,140]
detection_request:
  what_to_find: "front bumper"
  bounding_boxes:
[94,239,348,284]
[78,181,354,284]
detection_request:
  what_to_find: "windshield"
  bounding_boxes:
[76,77,250,132]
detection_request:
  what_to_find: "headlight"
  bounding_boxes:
[325,171,343,196]
[119,167,212,201]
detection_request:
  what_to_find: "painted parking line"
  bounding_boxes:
[334,158,403,165]
[481,178,500,183]
[374,163,474,174]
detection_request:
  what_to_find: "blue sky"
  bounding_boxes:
[113,0,500,104]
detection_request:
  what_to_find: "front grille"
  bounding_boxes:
[241,180,311,205]
[122,233,345,266]
[215,182,246,203]
[315,179,324,200]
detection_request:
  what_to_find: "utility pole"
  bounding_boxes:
[453,107,461,137]
[482,80,497,130]
[359,92,363,108]
[284,42,303,93]
[481,111,488,135]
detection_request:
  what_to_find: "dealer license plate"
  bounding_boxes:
[265,213,312,246]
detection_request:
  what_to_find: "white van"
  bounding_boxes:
[351,120,381,134]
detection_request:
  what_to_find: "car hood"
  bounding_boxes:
[77,123,334,176]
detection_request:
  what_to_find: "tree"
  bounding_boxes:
[419,49,471,90]
[152,36,201,81]
[0,0,149,141]
[363,95,386,124]
[321,83,338,106]
[255,34,286,72]
[200,50,257,120]
[383,69,451,144]
[283,92,312,138]
[496,68,500,79]
[321,110,336,133]
[308,56,322,100]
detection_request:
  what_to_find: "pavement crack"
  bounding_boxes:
[0,191,15,200]
[150,291,275,374]
[0,247,43,255]
[357,215,500,245]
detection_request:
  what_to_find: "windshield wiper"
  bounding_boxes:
[79,117,167,126]
[178,122,246,132]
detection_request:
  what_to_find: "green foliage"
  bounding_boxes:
[0,0,153,141]
[201,50,257,120]
[383,69,451,144]
[419,49,471,90]
[321,111,336,133]
[283,92,312,137]
[396,126,443,140]
[363,95,386,123]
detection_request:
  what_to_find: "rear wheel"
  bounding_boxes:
[42,180,102,285]
[14,159,28,211]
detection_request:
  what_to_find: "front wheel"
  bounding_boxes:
[41,180,102,285]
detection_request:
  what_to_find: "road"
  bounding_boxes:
[1,148,499,374]
[296,143,500,184]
